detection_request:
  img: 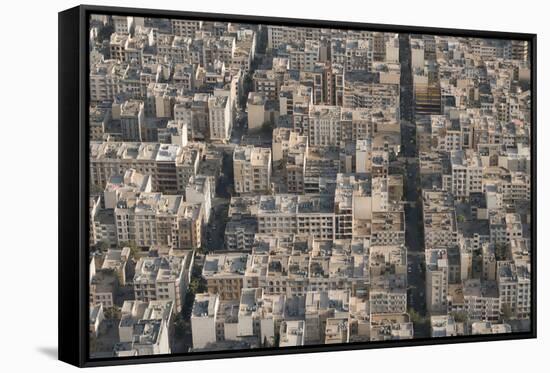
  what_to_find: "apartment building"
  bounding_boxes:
[116,300,174,356]
[497,261,531,319]
[120,100,145,141]
[109,33,145,66]
[176,202,203,250]
[370,211,405,246]
[89,60,122,102]
[253,68,286,100]
[224,217,258,252]
[208,95,231,141]
[191,293,220,349]
[369,245,407,314]
[133,255,190,312]
[101,247,131,286]
[448,279,500,322]
[308,105,341,147]
[343,82,399,116]
[186,175,213,223]
[471,322,512,335]
[450,150,483,198]
[90,142,200,194]
[174,93,210,141]
[279,320,306,347]
[425,249,449,314]
[431,315,460,337]
[114,192,182,248]
[370,313,414,341]
[233,146,272,194]
[202,254,248,300]
[271,129,309,194]
[115,318,171,356]
[170,19,202,37]
[89,258,118,309]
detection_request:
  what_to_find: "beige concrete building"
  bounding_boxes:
[101,247,131,286]
[497,261,531,319]
[170,19,202,37]
[308,105,341,147]
[186,175,212,223]
[114,192,184,248]
[279,320,305,347]
[369,245,407,314]
[117,300,174,356]
[176,203,203,250]
[233,146,272,194]
[450,150,483,198]
[343,82,399,117]
[89,142,200,194]
[370,211,405,246]
[208,95,231,141]
[471,322,512,335]
[370,313,414,341]
[202,254,248,300]
[89,258,118,309]
[133,255,190,312]
[431,315,460,337]
[448,279,500,322]
[425,249,449,314]
[247,92,279,131]
[191,293,220,349]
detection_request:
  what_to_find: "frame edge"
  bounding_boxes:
[58,5,87,368]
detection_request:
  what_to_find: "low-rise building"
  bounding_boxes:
[114,192,184,248]
[133,255,190,312]
[370,211,405,246]
[471,322,512,335]
[185,175,212,223]
[431,315,459,337]
[370,313,414,341]
[279,320,305,347]
[203,254,248,300]
[89,258,119,308]
[118,300,174,350]
[101,247,131,286]
[90,304,105,338]
[191,293,220,349]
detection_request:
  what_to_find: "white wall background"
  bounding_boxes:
[0,0,547,371]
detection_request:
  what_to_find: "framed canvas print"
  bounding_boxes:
[58,5,536,367]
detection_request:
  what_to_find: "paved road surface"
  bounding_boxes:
[399,33,429,337]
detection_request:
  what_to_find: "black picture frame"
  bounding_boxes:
[59,4,537,368]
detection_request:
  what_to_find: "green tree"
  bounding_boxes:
[119,241,140,259]
[451,311,468,323]
[90,183,104,194]
[408,308,427,325]
[98,241,110,252]
[104,306,121,320]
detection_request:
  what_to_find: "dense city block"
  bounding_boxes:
[87,14,532,357]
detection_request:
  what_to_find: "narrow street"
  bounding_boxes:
[202,25,269,254]
[399,33,428,337]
